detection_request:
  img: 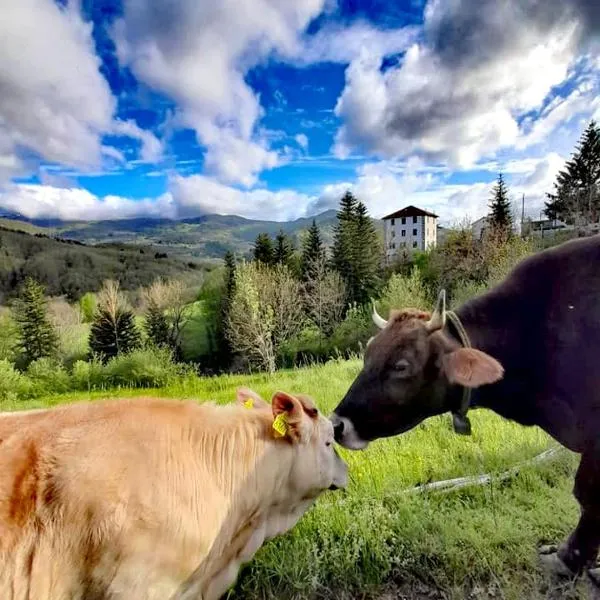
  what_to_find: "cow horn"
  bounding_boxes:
[372,302,388,329]
[426,289,447,332]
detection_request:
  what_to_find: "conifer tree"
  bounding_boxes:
[253,233,274,265]
[13,277,58,367]
[89,280,141,362]
[301,219,325,282]
[331,190,358,301]
[488,173,513,235]
[353,201,381,304]
[274,230,294,267]
[545,120,600,225]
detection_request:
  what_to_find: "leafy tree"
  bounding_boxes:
[274,230,295,267]
[488,173,513,235]
[301,219,325,282]
[89,280,141,363]
[544,120,600,226]
[253,233,274,265]
[226,262,304,373]
[12,277,58,367]
[142,278,189,360]
[79,292,97,323]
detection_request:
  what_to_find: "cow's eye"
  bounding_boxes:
[393,359,410,375]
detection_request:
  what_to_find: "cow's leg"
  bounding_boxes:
[541,444,600,582]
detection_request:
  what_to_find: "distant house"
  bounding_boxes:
[382,205,438,260]
[471,216,489,240]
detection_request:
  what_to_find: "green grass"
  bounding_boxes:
[2,359,588,599]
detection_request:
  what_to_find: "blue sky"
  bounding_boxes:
[0,0,599,224]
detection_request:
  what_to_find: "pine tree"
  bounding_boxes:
[253,233,274,265]
[301,219,325,282]
[274,230,294,267]
[488,173,513,235]
[331,190,358,301]
[12,277,58,367]
[544,120,600,226]
[144,302,170,348]
[89,280,141,362]
[353,201,381,305]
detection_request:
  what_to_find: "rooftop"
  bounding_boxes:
[382,205,439,220]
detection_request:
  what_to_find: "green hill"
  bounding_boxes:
[0,227,207,302]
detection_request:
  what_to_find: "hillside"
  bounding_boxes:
[0,227,206,301]
[0,209,383,261]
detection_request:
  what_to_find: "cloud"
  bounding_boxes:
[0,0,115,182]
[334,0,600,167]
[112,0,326,187]
[110,120,163,163]
[289,20,418,65]
[170,174,311,221]
[0,184,176,221]
[295,134,309,150]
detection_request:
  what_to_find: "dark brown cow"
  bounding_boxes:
[331,234,600,581]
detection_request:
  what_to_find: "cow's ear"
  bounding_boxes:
[236,387,269,410]
[271,391,309,443]
[442,348,504,388]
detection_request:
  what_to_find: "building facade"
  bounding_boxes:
[382,206,438,261]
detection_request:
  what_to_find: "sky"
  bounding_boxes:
[1,0,599,226]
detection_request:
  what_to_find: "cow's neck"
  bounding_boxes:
[444,292,536,426]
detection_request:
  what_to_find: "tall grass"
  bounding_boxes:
[1,359,586,599]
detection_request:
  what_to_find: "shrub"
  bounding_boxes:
[330,303,373,356]
[71,358,106,391]
[103,347,184,388]
[0,359,33,401]
[377,267,430,317]
[0,310,19,363]
[26,358,71,395]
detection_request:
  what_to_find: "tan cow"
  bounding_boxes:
[0,388,348,600]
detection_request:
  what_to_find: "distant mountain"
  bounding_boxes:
[0,209,368,261]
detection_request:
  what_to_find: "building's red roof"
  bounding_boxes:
[382,205,439,220]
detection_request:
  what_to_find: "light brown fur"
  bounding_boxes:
[0,392,347,600]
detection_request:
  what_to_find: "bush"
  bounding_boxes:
[0,310,19,363]
[0,359,33,401]
[71,358,106,391]
[330,303,373,356]
[377,267,430,317]
[103,347,185,388]
[26,358,71,395]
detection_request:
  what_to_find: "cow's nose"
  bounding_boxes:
[330,414,345,441]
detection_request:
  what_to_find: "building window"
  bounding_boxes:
[401,217,406,225]
[392,243,396,249]
[401,229,406,237]
[412,228,417,236]
[391,230,396,237]
[413,241,418,248]
[413,216,418,223]
[391,218,395,226]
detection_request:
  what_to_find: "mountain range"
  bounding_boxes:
[0,209,382,262]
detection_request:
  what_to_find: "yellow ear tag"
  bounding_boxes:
[243,399,253,409]
[272,412,289,438]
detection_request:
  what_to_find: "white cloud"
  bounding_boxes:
[0,184,176,221]
[295,134,309,151]
[111,120,163,163]
[289,20,418,65]
[112,0,326,187]
[0,0,115,181]
[333,0,600,167]
[170,175,310,221]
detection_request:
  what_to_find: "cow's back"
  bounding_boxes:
[0,397,235,600]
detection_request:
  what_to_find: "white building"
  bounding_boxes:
[471,216,489,240]
[382,205,438,260]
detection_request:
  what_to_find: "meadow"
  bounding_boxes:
[2,358,590,599]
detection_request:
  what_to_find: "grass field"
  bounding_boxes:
[2,359,589,599]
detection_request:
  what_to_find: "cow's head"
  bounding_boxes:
[330,290,504,450]
[237,388,348,495]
